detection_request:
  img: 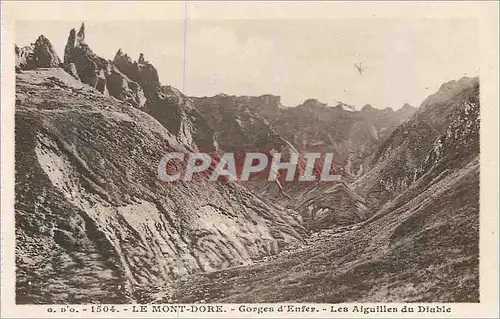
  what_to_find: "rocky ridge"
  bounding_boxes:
[170,77,480,304]
[14,24,479,304]
[62,24,147,109]
[353,77,479,211]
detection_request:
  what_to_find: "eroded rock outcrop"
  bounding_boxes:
[170,77,480,304]
[64,24,108,92]
[15,67,306,304]
[113,50,161,98]
[353,77,479,211]
[62,24,146,108]
[15,35,61,71]
[113,50,217,151]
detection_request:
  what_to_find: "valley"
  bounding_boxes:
[14,23,479,304]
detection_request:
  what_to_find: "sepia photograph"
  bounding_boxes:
[1,1,499,318]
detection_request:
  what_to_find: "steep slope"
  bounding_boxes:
[113,50,217,152]
[172,159,479,303]
[15,35,61,71]
[62,24,147,109]
[268,99,416,178]
[192,94,416,229]
[15,67,306,304]
[170,78,480,303]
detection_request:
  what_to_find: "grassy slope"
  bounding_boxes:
[171,158,479,303]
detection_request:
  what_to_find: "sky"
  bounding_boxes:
[15,18,479,109]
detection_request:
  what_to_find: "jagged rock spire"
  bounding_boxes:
[64,28,76,64]
[76,23,85,46]
[15,34,61,70]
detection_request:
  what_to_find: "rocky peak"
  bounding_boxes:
[299,98,327,108]
[138,53,146,64]
[113,51,161,98]
[114,49,131,63]
[63,24,107,91]
[76,23,85,46]
[15,35,61,71]
[396,103,417,117]
[64,29,76,65]
[361,104,376,112]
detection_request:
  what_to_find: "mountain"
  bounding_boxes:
[191,94,286,153]
[193,95,417,180]
[15,35,61,71]
[171,77,480,304]
[14,24,479,304]
[191,94,416,229]
[15,30,306,304]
